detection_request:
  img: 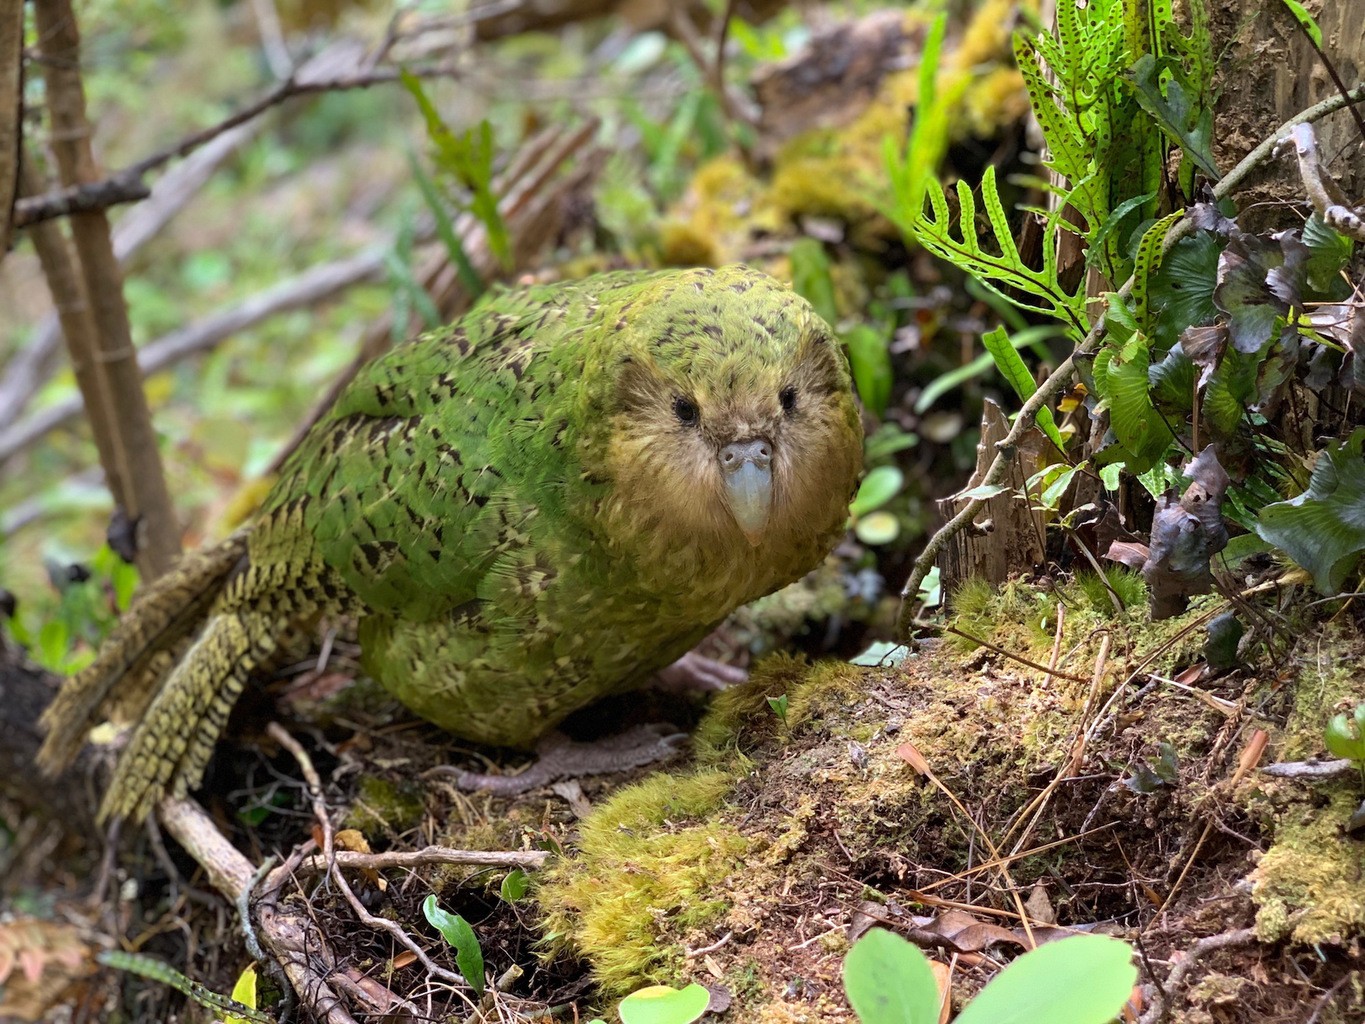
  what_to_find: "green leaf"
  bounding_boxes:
[766,694,790,725]
[917,326,1059,413]
[408,149,482,297]
[955,934,1136,1024]
[1149,230,1222,352]
[981,327,1067,453]
[864,423,919,461]
[422,895,485,997]
[1324,704,1365,763]
[1127,55,1220,180]
[789,238,838,326]
[1255,431,1365,594]
[1301,213,1355,294]
[618,983,711,1024]
[1278,0,1323,46]
[851,466,904,516]
[500,869,529,902]
[855,511,901,546]
[845,324,894,418]
[223,966,259,1024]
[843,928,943,1024]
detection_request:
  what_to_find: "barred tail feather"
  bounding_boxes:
[98,610,281,822]
[37,532,250,775]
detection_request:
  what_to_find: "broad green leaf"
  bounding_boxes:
[851,466,904,516]
[843,928,943,1024]
[855,511,900,546]
[618,983,710,1024]
[955,934,1136,1024]
[1255,430,1365,594]
[1127,55,1220,180]
[1324,704,1365,762]
[422,895,485,997]
[1149,230,1222,352]
[789,238,838,326]
[500,868,529,902]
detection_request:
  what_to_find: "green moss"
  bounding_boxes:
[537,769,750,995]
[1280,624,1365,760]
[345,775,425,837]
[1251,789,1365,945]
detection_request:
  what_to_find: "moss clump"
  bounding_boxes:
[537,770,750,995]
[345,775,425,837]
[1250,786,1365,945]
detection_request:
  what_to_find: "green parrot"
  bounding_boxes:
[39,265,864,821]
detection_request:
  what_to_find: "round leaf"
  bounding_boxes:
[843,928,943,1024]
[618,983,711,1024]
[855,511,901,546]
[954,934,1136,1024]
[851,466,904,516]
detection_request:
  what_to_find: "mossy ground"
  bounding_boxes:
[514,578,1363,1022]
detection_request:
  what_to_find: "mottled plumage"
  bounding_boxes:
[39,265,863,821]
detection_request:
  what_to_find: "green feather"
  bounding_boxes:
[40,265,863,819]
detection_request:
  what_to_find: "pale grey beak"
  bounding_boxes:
[721,438,773,546]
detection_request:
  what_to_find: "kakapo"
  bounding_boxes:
[39,265,864,821]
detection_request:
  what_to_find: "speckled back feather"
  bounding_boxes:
[39,266,863,821]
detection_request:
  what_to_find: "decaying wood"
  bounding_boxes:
[32,0,181,579]
[936,399,1047,597]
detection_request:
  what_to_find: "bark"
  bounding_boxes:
[1211,0,1365,226]
[32,0,180,579]
[0,0,22,255]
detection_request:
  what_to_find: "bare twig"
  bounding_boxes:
[1260,757,1355,779]
[297,845,548,875]
[0,246,392,465]
[14,58,462,229]
[267,722,475,996]
[1137,927,1259,1024]
[896,80,1365,637]
[0,38,361,434]
[1291,123,1365,241]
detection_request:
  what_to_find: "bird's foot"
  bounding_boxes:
[653,650,748,693]
[431,723,689,796]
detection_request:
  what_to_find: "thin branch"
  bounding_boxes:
[296,845,548,876]
[13,60,463,229]
[1137,927,1259,1024]
[157,796,361,1024]
[896,80,1365,636]
[0,246,391,465]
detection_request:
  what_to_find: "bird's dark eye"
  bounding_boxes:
[674,396,699,426]
[779,387,798,414]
